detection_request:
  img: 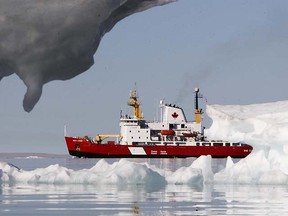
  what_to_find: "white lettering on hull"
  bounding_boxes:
[128,147,146,155]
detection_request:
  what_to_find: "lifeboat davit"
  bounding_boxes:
[161,130,175,136]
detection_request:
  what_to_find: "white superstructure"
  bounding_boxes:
[118,87,203,145]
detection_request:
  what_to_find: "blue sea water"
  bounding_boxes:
[1,154,288,216]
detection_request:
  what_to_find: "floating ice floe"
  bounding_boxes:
[0,157,209,186]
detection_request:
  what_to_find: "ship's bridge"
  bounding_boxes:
[119,116,150,144]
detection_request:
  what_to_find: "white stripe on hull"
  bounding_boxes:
[128,147,146,155]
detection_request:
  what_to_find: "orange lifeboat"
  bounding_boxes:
[161,130,175,136]
[182,132,197,137]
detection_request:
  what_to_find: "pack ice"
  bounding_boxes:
[1,100,288,186]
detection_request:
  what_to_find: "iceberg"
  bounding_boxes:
[207,101,288,184]
[0,0,176,112]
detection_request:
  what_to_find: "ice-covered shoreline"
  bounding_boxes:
[1,100,288,186]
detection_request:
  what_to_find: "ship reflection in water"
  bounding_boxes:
[1,173,288,215]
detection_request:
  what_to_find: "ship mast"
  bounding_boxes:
[194,88,203,124]
[127,84,143,120]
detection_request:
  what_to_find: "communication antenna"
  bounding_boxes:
[64,125,67,137]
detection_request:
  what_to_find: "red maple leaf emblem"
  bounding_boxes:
[172,112,178,118]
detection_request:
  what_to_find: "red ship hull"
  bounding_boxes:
[65,137,253,158]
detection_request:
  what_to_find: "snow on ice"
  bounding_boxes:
[0,158,206,187]
[1,100,288,186]
[207,100,288,185]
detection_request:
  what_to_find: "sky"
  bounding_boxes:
[1,0,288,153]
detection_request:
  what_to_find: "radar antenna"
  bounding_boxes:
[127,83,143,120]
